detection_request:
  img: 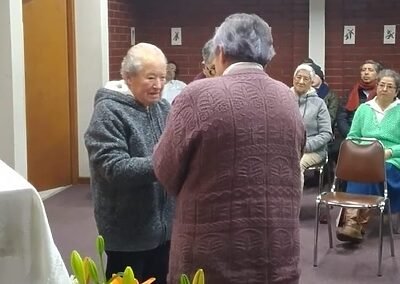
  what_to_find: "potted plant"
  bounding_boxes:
[179,269,204,284]
[70,235,155,284]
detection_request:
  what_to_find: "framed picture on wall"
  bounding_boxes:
[130,27,135,46]
[343,25,355,45]
[171,27,182,46]
[383,25,396,44]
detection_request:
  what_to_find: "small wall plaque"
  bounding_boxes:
[343,25,355,45]
[171,27,182,46]
[383,25,396,44]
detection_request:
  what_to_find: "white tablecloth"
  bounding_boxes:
[0,160,70,283]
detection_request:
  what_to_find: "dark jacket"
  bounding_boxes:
[84,81,174,252]
[154,67,305,284]
[323,89,339,128]
[336,89,368,137]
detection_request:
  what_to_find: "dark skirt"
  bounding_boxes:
[346,163,400,213]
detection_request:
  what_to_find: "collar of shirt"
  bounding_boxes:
[223,62,264,75]
[366,97,400,122]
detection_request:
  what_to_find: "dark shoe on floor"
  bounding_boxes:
[336,225,363,243]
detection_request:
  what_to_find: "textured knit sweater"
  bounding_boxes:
[154,67,305,284]
[348,98,400,170]
[84,81,174,252]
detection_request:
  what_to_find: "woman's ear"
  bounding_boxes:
[214,45,228,76]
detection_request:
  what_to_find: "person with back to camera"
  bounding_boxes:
[291,64,333,192]
[153,13,305,284]
[161,61,187,104]
[193,38,216,80]
[84,43,174,283]
[336,69,400,243]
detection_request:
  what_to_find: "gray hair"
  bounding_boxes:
[202,39,214,65]
[377,69,400,95]
[212,13,275,66]
[120,43,167,78]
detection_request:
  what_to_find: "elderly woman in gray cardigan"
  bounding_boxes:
[291,63,333,190]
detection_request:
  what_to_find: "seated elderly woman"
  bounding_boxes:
[291,64,333,190]
[336,69,400,243]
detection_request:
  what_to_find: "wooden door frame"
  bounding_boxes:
[66,0,79,184]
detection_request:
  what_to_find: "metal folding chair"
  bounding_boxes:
[305,155,329,194]
[313,137,395,276]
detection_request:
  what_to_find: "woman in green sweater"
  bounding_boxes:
[336,69,400,243]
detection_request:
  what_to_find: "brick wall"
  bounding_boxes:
[326,0,400,97]
[108,0,137,79]
[108,0,400,95]
[108,0,309,85]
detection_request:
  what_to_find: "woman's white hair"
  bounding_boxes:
[120,43,167,78]
[294,63,315,79]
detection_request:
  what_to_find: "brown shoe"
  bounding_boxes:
[336,224,363,243]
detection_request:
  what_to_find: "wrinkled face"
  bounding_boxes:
[312,74,322,88]
[126,60,167,107]
[293,69,313,95]
[376,76,398,103]
[166,62,177,81]
[360,63,378,84]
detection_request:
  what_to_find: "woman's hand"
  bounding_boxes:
[384,149,393,160]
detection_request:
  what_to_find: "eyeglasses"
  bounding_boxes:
[203,63,216,77]
[377,83,396,90]
[294,75,311,83]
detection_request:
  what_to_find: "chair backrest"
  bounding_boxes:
[335,138,385,183]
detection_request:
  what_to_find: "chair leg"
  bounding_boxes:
[318,167,324,194]
[394,212,400,234]
[386,201,395,257]
[326,205,333,248]
[314,201,321,267]
[378,209,384,277]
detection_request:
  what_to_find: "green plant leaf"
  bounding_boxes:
[96,235,105,255]
[122,266,135,284]
[70,250,86,284]
[96,235,106,282]
[179,274,190,284]
[87,257,100,284]
[192,269,204,284]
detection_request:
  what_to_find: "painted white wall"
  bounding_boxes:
[0,0,27,177]
[309,0,325,71]
[75,0,109,177]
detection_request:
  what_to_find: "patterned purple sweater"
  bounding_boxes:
[154,68,305,284]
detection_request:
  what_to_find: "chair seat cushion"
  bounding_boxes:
[319,192,385,208]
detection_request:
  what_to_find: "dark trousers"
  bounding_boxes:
[105,241,170,284]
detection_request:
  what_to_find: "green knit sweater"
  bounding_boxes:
[348,100,400,170]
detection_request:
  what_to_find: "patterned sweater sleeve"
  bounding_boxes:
[85,102,156,184]
[153,90,198,196]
